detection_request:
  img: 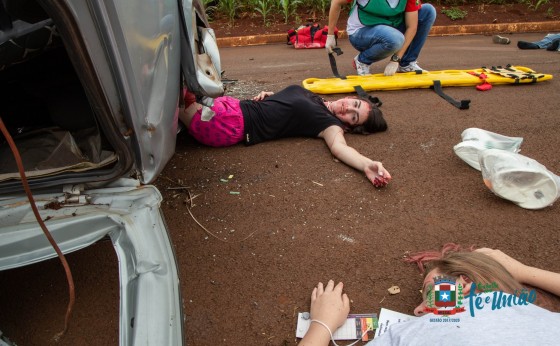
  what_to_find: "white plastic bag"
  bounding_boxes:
[479,149,560,209]
[453,128,523,171]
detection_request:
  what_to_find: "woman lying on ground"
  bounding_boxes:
[179,85,391,187]
[299,244,560,345]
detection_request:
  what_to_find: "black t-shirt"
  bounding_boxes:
[240,85,343,145]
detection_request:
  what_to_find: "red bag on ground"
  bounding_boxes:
[287,23,338,49]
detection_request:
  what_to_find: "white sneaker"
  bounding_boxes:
[353,55,371,76]
[397,61,428,73]
[492,35,511,45]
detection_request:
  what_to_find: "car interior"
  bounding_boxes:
[0,0,117,190]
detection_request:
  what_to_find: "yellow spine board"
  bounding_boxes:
[302,66,553,95]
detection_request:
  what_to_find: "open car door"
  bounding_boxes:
[178,0,224,99]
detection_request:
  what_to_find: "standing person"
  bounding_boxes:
[180,85,391,188]
[325,0,436,76]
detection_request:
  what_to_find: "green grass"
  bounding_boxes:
[441,7,469,20]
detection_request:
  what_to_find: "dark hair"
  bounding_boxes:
[349,97,387,135]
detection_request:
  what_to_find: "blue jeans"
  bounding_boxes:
[533,33,560,49]
[348,4,436,66]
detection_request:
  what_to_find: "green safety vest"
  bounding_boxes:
[352,0,408,28]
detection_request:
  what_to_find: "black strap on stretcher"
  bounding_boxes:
[328,47,346,79]
[328,48,382,107]
[483,64,543,84]
[354,85,382,107]
[432,80,471,110]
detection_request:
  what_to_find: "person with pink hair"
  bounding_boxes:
[299,245,560,345]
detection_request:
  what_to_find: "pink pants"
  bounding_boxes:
[188,96,244,147]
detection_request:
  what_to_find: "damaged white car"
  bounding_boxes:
[0,0,222,344]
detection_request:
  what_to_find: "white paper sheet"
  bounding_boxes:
[374,308,416,338]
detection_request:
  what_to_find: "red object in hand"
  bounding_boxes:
[373,176,389,188]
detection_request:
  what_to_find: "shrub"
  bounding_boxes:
[441,7,468,20]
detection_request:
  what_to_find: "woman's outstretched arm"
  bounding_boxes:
[476,248,560,297]
[320,125,392,187]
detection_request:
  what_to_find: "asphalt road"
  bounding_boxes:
[219,32,558,96]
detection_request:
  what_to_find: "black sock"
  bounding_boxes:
[546,39,560,51]
[517,41,540,50]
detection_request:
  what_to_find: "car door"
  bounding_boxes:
[83,0,223,184]
[80,0,184,184]
[178,0,224,101]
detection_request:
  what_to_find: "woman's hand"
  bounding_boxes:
[310,280,350,332]
[299,280,350,345]
[252,91,274,101]
[364,161,392,187]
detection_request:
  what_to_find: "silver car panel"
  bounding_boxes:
[65,0,181,184]
[0,179,183,345]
